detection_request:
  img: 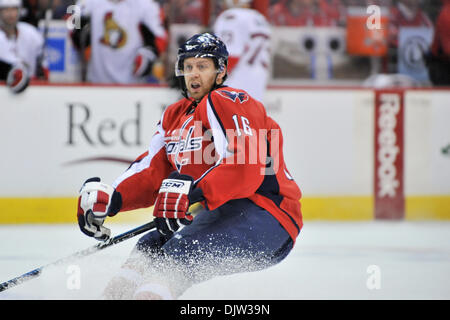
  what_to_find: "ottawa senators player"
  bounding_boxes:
[76,33,303,299]
[0,0,48,94]
[71,0,167,84]
[213,0,271,102]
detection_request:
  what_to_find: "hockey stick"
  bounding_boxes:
[0,221,155,293]
[35,0,53,79]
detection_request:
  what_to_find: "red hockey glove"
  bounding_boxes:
[77,177,122,241]
[153,172,204,236]
[6,64,30,94]
[133,47,157,78]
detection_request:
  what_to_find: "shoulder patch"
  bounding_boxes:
[216,90,249,104]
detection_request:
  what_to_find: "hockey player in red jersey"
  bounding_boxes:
[76,32,303,299]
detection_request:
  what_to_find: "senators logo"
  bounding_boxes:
[217,90,249,104]
[100,12,127,49]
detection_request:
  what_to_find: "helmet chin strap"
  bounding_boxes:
[211,73,221,91]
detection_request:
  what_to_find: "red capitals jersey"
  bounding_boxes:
[113,86,303,242]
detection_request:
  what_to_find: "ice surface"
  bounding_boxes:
[0,221,449,300]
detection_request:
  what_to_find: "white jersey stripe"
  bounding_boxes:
[163,193,168,218]
[174,193,182,219]
[194,96,232,184]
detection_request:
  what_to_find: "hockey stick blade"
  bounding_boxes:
[0,221,155,293]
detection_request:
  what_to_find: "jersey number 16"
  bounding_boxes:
[232,115,253,136]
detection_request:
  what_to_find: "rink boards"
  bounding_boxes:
[0,84,449,223]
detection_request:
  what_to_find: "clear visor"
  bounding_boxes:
[175,54,225,77]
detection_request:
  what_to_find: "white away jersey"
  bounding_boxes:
[77,0,166,83]
[213,8,271,101]
[0,22,45,77]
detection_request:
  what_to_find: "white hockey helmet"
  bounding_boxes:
[224,0,252,8]
[0,0,22,8]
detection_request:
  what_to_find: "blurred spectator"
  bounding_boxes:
[0,0,48,94]
[385,0,433,73]
[345,0,392,6]
[388,0,433,48]
[20,0,74,26]
[320,0,346,26]
[213,0,271,101]
[20,0,40,26]
[52,0,74,19]
[269,0,343,27]
[166,0,203,24]
[70,0,167,84]
[426,0,450,85]
[39,0,74,19]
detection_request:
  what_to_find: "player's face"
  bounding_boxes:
[183,57,226,101]
[0,7,19,27]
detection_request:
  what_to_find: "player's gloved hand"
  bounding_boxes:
[6,64,30,94]
[133,46,157,78]
[77,177,122,241]
[35,64,49,81]
[153,171,204,236]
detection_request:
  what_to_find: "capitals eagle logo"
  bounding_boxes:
[217,90,249,104]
